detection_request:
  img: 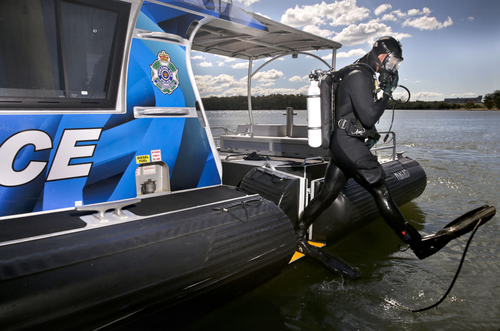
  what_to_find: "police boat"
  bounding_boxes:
[0,0,426,330]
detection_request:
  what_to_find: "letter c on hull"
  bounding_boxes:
[0,130,52,187]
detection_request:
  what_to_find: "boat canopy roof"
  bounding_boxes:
[146,0,341,60]
[190,10,342,60]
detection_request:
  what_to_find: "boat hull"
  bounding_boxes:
[311,157,427,242]
[0,186,295,331]
[230,157,426,243]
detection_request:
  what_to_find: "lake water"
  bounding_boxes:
[184,109,500,330]
[115,109,499,331]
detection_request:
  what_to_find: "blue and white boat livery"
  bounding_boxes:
[0,0,426,330]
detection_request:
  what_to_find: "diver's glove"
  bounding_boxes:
[364,130,380,149]
[364,138,377,149]
[383,72,399,96]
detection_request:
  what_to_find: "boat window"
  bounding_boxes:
[0,0,130,110]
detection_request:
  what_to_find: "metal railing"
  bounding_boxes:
[210,126,234,146]
[371,131,398,161]
[211,126,400,161]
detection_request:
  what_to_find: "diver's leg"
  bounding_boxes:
[350,155,420,245]
[294,162,348,241]
[356,175,496,260]
[294,162,361,279]
[360,180,422,245]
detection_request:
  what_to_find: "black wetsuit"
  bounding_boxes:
[295,65,421,246]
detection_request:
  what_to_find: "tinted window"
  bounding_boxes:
[0,0,130,110]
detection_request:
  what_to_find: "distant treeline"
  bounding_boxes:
[385,100,483,110]
[202,94,484,111]
[202,94,306,110]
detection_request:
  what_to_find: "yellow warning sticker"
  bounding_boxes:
[136,155,151,164]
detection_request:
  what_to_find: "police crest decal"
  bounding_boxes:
[150,51,179,95]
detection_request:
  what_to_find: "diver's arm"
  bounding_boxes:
[345,70,389,128]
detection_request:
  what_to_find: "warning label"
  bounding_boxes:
[136,155,151,164]
[151,149,162,162]
[143,165,156,175]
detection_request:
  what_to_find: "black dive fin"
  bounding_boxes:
[298,241,361,279]
[414,205,496,260]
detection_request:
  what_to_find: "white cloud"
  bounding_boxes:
[215,56,240,67]
[251,85,308,96]
[195,74,246,95]
[380,13,397,22]
[467,17,474,21]
[333,20,411,46]
[407,9,419,16]
[234,0,260,7]
[337,48,367,58]
[411,91,446,101]
[215,81,308,97]
[252,69,284,82]
[231,62,249,69]
[216,86,288,97]
[403,78,423,84]
[391,10,407,19]
[280,4,324,27]
[258,81,276,87]
[451,92,478,97]
[281,0,370,28]
[195,75,224,94]
[403,16,453,30]
[217,87,247,97]
[191,55,205,60]
[303,25,335,38]
[374,4,392,16]
[215,54,237,61]
[326,1,371,27]
[211,74,245,87]
[323,48,366,60]
[289,75,309,82]
[195,71,288,97]
[204,80,308,97]
[407,7,432,16]
[197,61,213,67]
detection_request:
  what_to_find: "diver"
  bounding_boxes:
[296,36,495,277]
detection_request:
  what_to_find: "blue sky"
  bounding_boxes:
[192,0,500,101]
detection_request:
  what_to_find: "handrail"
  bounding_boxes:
[211,126,233,144]
[210,122,399,162]
[246,52,335,136]
[210,126,231,135]
[301,156,325,166]
[371,131,397,161]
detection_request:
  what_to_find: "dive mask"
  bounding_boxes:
[384,53,403,74]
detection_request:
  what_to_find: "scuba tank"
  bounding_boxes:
[307,80,321,148]
[308,64,378,150]
[307,68,337,149]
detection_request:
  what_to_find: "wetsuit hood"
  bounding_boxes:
[355,36,403,74]
[354,52,378,73]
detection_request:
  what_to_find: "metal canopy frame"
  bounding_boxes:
[189,9,342,135]
[192,12,341,59]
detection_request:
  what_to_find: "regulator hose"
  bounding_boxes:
[409,218,483,313]
[383,84,410,143]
